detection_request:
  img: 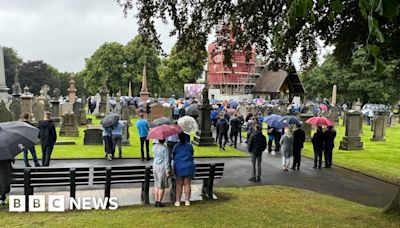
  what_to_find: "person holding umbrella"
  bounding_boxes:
[137,113,150,161]
[38,111,57,166]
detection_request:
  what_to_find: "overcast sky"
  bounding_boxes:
[0,0,331,73]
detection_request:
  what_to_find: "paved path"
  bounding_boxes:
[13,145,398,208]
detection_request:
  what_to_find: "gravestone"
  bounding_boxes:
[150,103,164,121]
[163,106,172,119]
[390,114,399,127]
[93,93,101,115]
[9,99,21,121]
[84,127,103,145]
[371,115,385,141]
[97,85,109,118]
[339,110,363,150]
[121,120,130,146]
[20,85,33,116]
[114,93,122,114]
[68,77,77,103]
[0,100,12,122]
[32,102,44,122]
[73,101,80,117]
[129,105,137,118]
[299,113,313,142]
[328,105,339,124]
[121,105,132,125]
[59,112,79,137]
[51,88,61,124]
[79,105,87,125]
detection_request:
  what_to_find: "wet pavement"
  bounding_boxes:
[12,145,399,208]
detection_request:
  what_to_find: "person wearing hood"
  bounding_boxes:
[38,111,57,166]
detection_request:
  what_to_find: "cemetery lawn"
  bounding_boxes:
[1,186,399,227]
[16,115,246,160]
[301,123,400,184]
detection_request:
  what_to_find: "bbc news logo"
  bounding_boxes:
[9,195,119,212]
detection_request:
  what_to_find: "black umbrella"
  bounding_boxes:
[101,113,120,128]
[278,116,302,125]
[0,122,39,160]
[186,104,199,116]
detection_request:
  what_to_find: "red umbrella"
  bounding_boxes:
[147,124,182,140]
[319,104,328,111]
[305,117,334,126]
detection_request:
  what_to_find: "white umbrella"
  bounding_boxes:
[178,116,198,133]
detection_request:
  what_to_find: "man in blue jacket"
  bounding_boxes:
[136,113,150,161]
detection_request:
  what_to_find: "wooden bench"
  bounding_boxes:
[11,163,224,211]
[171,163,225,201]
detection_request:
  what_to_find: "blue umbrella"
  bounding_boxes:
[279,116,302,125]
[263,114,282,125]
[228,100,238,108]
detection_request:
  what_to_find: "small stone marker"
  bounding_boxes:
[339,110,363,150]
[59,112,79,137]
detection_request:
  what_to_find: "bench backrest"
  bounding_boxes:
[194,163,224,180]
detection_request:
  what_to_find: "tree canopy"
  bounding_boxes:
[117,0,400,71]
[2,47,23,89]
[81,36,161,96]
[302,48,400,104]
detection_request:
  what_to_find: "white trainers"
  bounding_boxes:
[185,201,190,206]
[174,202,180,207]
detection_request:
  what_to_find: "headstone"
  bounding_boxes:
[390,114,399,127]
[150,103,164,121]
[105,94,110,114]
[12,68,22,100]
[59,112,79,137]
[93,93,101,115]
[299,113,313,142]
[0,45,10,103]
[73,101,80,117]
[370,115,385,141]
[83,127,103,145]
[38,89,45,105]
[32,102,44,122]
[351,98,362,111]
[79,104,87,125]
[97,85,109,118]
[114,93,122,114]
[9,99,21,121]
[121,120,130,146]
[20,85,33,117]
[68,76,77,103]
[339,110,363,150]
[121,105,132,125]
[50,88,61,124]
[0,100,12,122]
[328,105,339,124]
[163,106,172,119]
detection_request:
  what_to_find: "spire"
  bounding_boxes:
[140,64,150,102]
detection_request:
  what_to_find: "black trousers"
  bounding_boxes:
[292,147,302,168]
[324,148,333,167]
[103,136,113,156]
[313,149,323,168]
[219,132,228,148]
[267,137,280,152]
[167,141,178,167]
[230,131,239,148]
[41,145,54,167]
[140,137,150,160]
[238,129,242,143]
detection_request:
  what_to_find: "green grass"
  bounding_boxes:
[1,186,399,227]
[18,115,246,159]
[301,121,400,184]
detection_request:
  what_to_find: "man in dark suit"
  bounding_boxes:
[292,124,305,170]
[324,126,337,168]
[38,111,57,167]
[229,114,241,148]
[248,126,267,183]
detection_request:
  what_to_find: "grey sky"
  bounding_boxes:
[0,0,331,73]
[0,0,176,72]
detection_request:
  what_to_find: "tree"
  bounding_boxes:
[158,46,206,97]
[302,48,400,104]
[117,0,400,71]
[18,60,60,95]
[124,35,161,96]
[81,36,161,96]
[81,42,126,95]
[2,47,23,89]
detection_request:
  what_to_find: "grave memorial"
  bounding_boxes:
[0,45,9,103]
[59,112,79,137]
[339,110,363,150]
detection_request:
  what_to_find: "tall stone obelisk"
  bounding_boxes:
[139,64,149,103]
[0,45,10,103]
